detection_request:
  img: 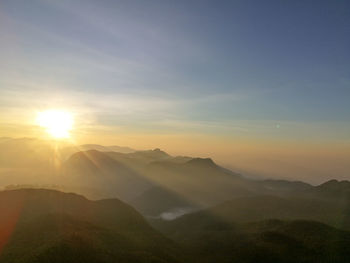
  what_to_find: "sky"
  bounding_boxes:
[0,0,349,183]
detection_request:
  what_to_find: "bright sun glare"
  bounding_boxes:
[36,110,74,139]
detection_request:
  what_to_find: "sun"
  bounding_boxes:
[36,110,74,139]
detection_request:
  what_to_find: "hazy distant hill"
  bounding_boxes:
[66,144,135,154]
[0,137,11,143]
[0,138,135,167]
[0,138,60,167]
[0,138,135,189]
[61,148,316,217]
[0,189,182,263]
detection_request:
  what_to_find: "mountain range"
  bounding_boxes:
[1,137,350,262]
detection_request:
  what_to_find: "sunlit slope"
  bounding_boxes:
[0,189,182,263]
[62,150,153,200]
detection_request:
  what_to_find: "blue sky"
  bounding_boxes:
[0,0,349,144]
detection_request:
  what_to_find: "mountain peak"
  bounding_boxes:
[317,179,350,189]
[151,148,169,156]
[318,179,350,187]
[186,158,217,168]
[80,144,135,153]
[130,148,171,160]
[310,179,350,199]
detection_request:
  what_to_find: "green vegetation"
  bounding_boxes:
[0,189,182,263]
[154,212,350,263]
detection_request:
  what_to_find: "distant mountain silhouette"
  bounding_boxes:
[2,137,350,224]
[0,138,136,189]
[186,157,217,168]
[0,138,135,166]
[0,189,182,263]
[127,148,171,161]
[79,144,135,153]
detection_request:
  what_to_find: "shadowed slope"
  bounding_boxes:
[0,189,182,263]
[154,206,350,263]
